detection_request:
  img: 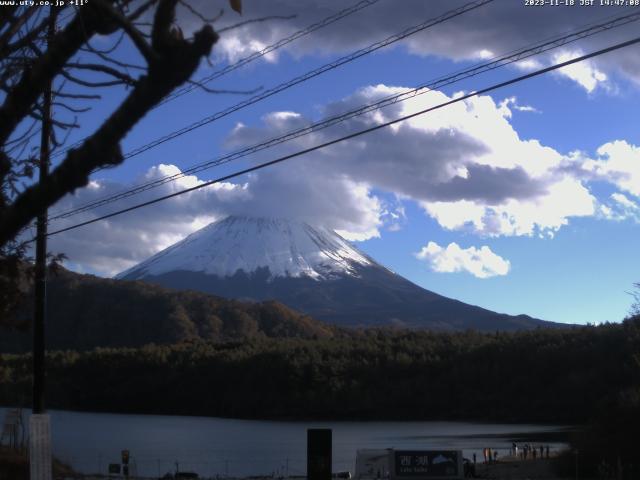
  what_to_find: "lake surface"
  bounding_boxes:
[0,408,571,479]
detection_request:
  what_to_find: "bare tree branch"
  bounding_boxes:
[178,1,223,24]
[0,5,218,245]
[81,30,126,55]
[0,4,122,145]
[61,69,131,88]
[53,90,102,100]
[66,62,137,85]
[29,109,79,129]
[51,102,91,114]
[3,118,39,147]
[127,0,159,23]
[0,8,44,58]
[94,0,159,65]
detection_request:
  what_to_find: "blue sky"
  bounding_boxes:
[42,0,640,325]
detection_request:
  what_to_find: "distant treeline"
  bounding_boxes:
[0,268,337,353]
[1,317,639,425]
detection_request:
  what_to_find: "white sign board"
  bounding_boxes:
[391,451,463,480]
[29,414,53,480]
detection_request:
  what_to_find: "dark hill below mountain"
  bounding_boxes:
[0,267,336,353]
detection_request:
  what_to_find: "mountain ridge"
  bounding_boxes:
[118,216,561,331]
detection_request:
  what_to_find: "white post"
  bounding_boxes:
[29,414,53,480]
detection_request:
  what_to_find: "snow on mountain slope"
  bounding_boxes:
[116,215,559,331]
[116,216,373,281]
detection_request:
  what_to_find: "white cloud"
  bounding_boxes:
[582,140,640,197]
[227,84,595,237]
[46,81,634,276]
[553,50,609,93]
[415,241,510,278]
[422,176,596,237]
[601,191,640,222]
[514,104,540,113]
[514,58,544,72]
[46,165,247,276]
[611,192,638,209]
[499,96,541,114]
[46,162,388,276]
[193,1,640,90]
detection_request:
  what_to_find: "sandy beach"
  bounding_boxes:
[475,455,575,480]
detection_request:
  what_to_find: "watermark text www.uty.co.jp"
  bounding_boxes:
[0,0,88,6]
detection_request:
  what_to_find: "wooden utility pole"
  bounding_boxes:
[33,4,56,416]
[30,8,56,480]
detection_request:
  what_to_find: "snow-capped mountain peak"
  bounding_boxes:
[116,215,554,331]
[116,216,373,281]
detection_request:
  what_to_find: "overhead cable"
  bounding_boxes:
[50,0,383,158]
[48,9,640,221]
[51,0,493,163]
[42,34,640,238]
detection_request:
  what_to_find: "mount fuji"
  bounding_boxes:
[117,216,554,331]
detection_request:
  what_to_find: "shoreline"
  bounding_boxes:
[0,405,583,428]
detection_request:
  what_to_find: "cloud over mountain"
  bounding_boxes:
[44,82,637,277]
[415,241,510,279]
[201,0,640,90]
[226,84,597,237]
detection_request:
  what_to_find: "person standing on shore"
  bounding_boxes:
[545,445,549,459]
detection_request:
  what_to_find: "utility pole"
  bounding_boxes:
[33,32,52,413]
[30,7,55,480]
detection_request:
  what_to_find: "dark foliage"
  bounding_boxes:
[1,317,638,426]
[0,267,336,352]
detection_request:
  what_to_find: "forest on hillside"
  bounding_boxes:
[0,269,336,352]
[1,317,638,422]
[2,317,639,473]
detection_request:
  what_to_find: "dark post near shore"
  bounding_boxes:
[308,429,332,480]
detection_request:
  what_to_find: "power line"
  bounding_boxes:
[119,0,492,160]
[43,34,640,239]
[50,0,383,159]
[52,0,493,166]
[47,9,640,221]
[161,0,383,105]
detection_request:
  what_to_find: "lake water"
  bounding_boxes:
[0,408,571,479]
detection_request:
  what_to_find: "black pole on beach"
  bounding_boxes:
[307,429,332,480]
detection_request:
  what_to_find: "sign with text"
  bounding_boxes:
[392,451,462,479]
